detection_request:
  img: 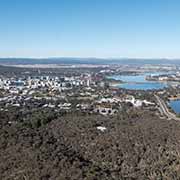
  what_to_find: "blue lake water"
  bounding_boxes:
[118,82,167,90]
[108,72,168,90]
[169,100,180,114]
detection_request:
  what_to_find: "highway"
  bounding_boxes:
[155,95,180,121]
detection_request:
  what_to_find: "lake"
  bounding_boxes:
[169,100,180,114]
[108,72,168,90]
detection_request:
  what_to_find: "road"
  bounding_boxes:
[155,95,180,121]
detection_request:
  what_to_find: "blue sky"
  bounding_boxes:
[0,0,180,58]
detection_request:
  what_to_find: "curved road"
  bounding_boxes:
[155,95,180,121]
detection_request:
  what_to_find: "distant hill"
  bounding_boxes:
[0,57,180,65]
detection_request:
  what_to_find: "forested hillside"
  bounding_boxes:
[0,110,180,179]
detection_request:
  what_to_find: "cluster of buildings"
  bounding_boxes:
[0,72,157,116]
[146,72,180,83]
[0,74,97,91]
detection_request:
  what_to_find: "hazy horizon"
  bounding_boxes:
[0,57,180,60]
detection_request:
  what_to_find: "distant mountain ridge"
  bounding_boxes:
[0,58,180,65]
